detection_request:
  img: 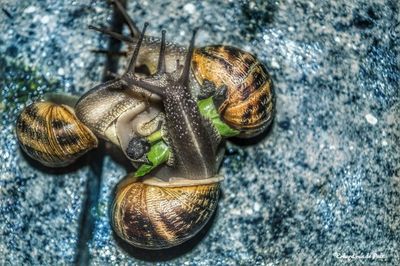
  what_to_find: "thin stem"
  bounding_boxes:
[111,0,140,37]
[88,25,134,43]
[91,49,128,57]
[2,8,13,19]
[124,78,166,97]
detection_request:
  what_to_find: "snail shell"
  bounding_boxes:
[16,101,98,167]
[112,176,220,249]
[191,45,275,138]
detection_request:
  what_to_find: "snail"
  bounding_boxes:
[15,95,98,167]
[90,0,275,139]
[137,43,275,138]
[109,23,223,249]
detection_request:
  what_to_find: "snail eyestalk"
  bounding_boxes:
[178,29,197,87]
[156,30,167,75]
[127,22,149,74]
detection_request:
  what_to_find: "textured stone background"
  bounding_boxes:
[0,0,399,265]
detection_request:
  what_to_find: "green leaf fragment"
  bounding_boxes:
[197,97,240,137]
[134,140,170,177]
[197,97,216,118]
[212,117,241,137]
[146,130,163,144]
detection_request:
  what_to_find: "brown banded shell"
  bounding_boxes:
[16,101,98,167]
[112,177,219,249]
[191,45,275,138]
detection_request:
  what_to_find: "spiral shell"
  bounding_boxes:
[191,45,275,138]
[16,101,98,167]
[112,177,220,249]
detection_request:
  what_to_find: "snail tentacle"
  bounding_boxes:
[156,29,167,75]
[124,78,166,97]
[126,22,148,74]
[177,29,197,87]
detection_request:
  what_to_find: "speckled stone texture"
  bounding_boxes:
[1,0,399,265]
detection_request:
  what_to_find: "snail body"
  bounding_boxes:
[16,100,98,167]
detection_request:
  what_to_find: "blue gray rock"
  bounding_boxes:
[1,0,399,265]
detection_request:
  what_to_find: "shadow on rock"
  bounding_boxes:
[230,118,275,146]
[18,145,94,175]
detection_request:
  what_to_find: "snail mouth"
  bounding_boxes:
[114,104,162,162]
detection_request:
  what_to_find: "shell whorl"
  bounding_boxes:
[192,45,275,138]
[112,178,220,249]
[16,101,98,167]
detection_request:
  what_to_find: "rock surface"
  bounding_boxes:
[1,0,399,265]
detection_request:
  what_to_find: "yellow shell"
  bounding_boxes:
[112,177,220,249]
[192,45,275,138]
[16,101,98,167]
